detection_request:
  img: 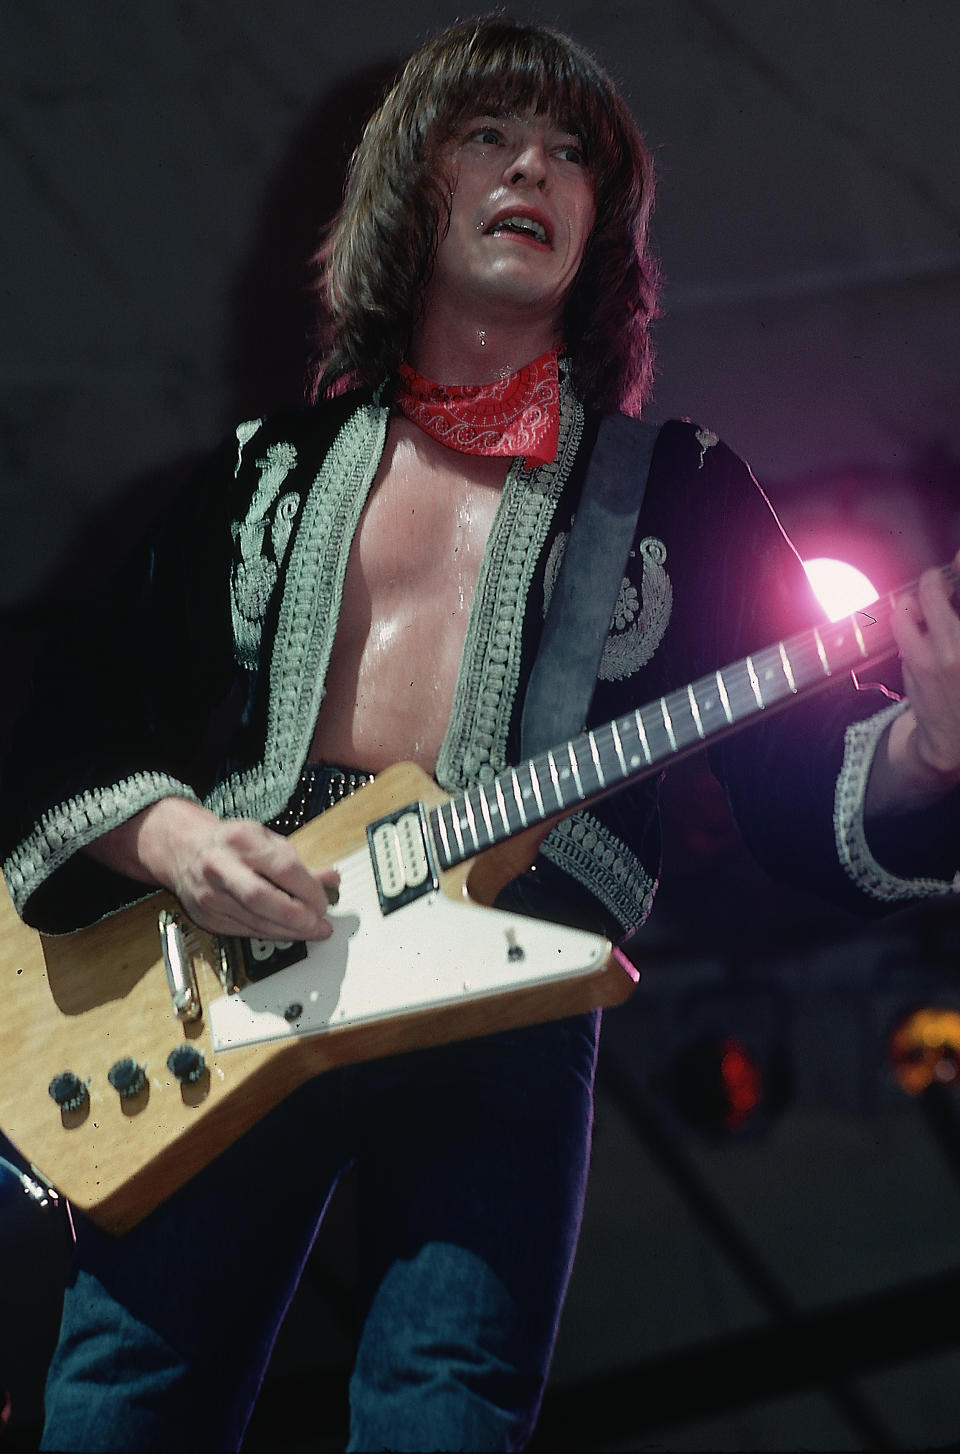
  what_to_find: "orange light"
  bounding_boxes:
[889,1008,960,1095]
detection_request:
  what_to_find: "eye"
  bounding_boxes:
[556,142,586,166]
[468,125,502,146]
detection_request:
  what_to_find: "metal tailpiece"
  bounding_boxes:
[159,908,202,1022]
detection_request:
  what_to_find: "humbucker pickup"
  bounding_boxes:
[367,801,439,914]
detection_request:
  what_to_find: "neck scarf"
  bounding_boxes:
[394,348,561,470]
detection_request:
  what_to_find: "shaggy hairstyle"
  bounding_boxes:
[312,16,660,415]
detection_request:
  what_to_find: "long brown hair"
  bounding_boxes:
[312,17,660,415]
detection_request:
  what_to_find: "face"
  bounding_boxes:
[427,109,597,333]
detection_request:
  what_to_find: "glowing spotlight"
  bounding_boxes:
[803,558,878,622]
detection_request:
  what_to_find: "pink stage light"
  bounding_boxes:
[803,557,879,623]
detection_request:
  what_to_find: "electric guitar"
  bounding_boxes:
[0,566,953,1234]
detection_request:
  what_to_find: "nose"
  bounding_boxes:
[504,141,548,190]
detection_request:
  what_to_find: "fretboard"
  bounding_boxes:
[428,562,958,870]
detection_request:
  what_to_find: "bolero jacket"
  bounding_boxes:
[2,378,957,936]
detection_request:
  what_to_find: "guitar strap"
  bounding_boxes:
[520,414,660,757]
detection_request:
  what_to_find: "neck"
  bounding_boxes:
[407,304,560,385]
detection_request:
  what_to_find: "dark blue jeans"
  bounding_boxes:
[41,1007,600,1452]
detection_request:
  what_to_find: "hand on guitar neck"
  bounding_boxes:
[865,550,960,819]
[82,796,341,942]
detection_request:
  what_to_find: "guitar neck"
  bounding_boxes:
[429,562,958,871]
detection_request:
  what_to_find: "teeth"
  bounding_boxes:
[491,216,548,243]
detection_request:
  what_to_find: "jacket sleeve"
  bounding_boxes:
[0,434,245,933]
[697,431,959,913]
[526,415,957,942]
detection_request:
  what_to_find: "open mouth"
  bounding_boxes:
[486,215,550,246]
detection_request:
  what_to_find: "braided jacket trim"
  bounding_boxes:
[835,698,958,901]
[3,771,200,917]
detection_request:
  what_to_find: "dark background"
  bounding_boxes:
[2,2,960,1449]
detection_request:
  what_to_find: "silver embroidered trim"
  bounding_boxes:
[836,699,957,901]
[435,380,583,791]
[208,401,389,826]
[2,772,200,918]
[543,533,672,683]
[540,810,658,935]
[5,406,390,915]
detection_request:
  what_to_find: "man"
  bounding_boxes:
[1,17,958,1452]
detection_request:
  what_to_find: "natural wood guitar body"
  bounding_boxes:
[0,764,634,1234]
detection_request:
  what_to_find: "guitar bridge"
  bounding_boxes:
[367,801,438,915]
[214,934,308,991]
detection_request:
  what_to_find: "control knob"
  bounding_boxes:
[166,1044,206,1085]
[48,1071,89,1112]
[107,1058,147,1099]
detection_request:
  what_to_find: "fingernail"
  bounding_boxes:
[326,884,340,907]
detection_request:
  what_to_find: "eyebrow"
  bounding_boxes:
[466,109,585,144]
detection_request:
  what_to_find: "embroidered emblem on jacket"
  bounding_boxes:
[230,440,301,669]
[543,532,672,682]
[695,427,719,468]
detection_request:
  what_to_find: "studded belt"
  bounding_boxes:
[267,763,375,835]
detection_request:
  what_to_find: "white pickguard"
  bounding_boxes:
[207,845,609,1053]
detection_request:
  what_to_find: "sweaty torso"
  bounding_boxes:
[308,416,509,774]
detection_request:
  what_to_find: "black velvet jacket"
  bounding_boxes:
[2,382,956,936]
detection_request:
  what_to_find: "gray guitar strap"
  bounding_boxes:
[520,414,660,758]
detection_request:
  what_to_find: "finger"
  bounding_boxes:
[183,832,335,940]
[219,821,339,916]
[198,869,335,941]
[220,859,337,940]
[917,564,960,643]
[891,587,931,658]
[255,835,341,913]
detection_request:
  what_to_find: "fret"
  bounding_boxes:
[659,697,677,752]
[852,616,867,658]
[687,682,705,740]
[589,732,606,787]
[779,639,797,693]
[633,708,652,764]
[449,803,465,857]
[745,654,764,710]
[567,742,584,798]
[716,669,734,724]
[461,793,479,851]
[477,785,494,842]
[547,750,562,807]
[528,762,545,817]
[610,719,628,777]
[494,777,510,833]
[510,769,528,828]
[435,804,452,862]
[813,624,831,677]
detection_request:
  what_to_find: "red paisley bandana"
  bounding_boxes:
[394,349,560,470]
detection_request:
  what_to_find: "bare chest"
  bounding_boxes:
[309,422,508,772]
